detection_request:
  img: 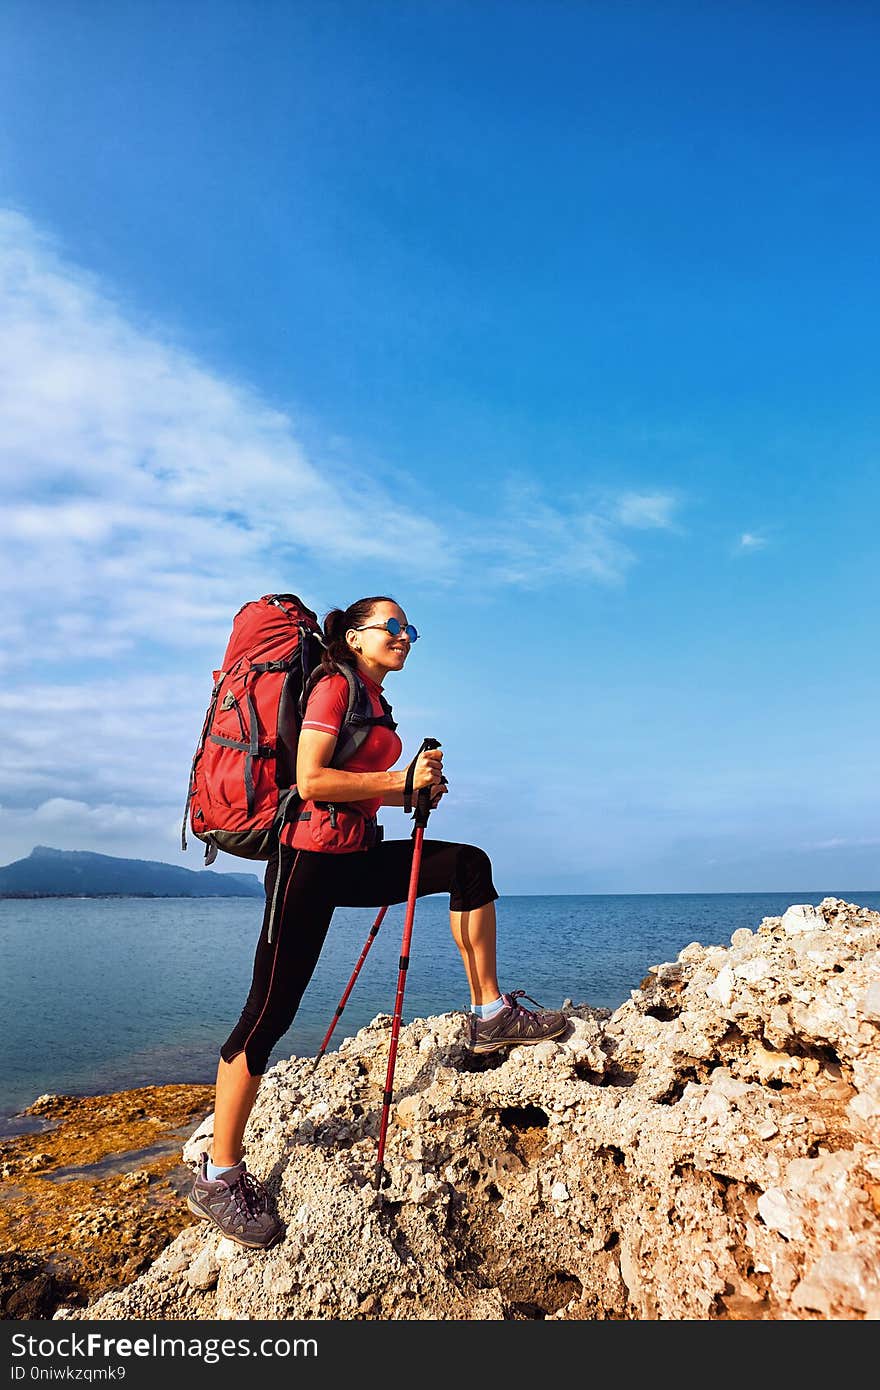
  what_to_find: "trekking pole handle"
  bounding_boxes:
[411,736,443,829]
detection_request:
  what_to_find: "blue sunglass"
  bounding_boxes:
[353,617,419,643]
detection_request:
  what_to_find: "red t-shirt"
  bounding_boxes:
[299,669,403,819]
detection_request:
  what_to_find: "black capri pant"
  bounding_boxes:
[221,838,498,1076]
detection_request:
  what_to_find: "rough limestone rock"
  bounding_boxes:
[62,898,880,1321]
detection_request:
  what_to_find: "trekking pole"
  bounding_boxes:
[312,904,390,1068]
[374,737,441,1190]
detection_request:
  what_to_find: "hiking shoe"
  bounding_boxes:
[467,990,568,1055]
[186,1153,284,1250]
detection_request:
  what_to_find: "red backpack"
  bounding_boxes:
[181,593,391,865]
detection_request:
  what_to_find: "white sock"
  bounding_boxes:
[207,1158,241,1181]
[472,995,505,1019]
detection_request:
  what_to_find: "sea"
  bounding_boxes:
[3,889,879,1136]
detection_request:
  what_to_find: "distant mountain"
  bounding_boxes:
[0,846,264,898]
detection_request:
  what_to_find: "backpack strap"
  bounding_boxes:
[333,666,397,766]
[376,690,397,730]
[275,624,323,788]
[302,664,396,770]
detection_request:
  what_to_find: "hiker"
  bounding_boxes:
[188,595,567,1249]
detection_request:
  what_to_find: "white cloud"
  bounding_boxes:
[738,531,769,550]
[615,491,679,530]
[32,797,149,831]
[479,503,633,586]
[0,209,452,664]
[0,798,185,869]
[0,673,225,867]
[462,478,681,588]
[0,676,206,809]
[809,836,880,850]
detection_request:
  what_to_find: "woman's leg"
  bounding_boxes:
[211,1051,262,1167]
[335,841,565,1048]
[330,838,502,1005]
[449,900,500,1006]
[212,847,334,1166]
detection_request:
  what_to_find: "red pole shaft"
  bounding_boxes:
[375,824,425,1183]
[315,904,389,1061]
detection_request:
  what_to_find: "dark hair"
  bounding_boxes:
[321,596,396,675]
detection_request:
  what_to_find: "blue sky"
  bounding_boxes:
[1,1,878,893]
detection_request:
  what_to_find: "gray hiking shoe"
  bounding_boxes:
[467,990,568,1055]
[187,1153,284,1250]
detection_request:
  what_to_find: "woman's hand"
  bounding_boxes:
[415,747,447,810]
[428,778,448,809]
[412,746,444,790]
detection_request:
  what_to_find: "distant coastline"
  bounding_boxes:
[0,845,263,899]
[0,891,262,900]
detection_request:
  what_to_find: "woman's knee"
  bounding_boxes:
[450,843,498,911]
[218,1046,265,1080]
[221,1007,295,1076]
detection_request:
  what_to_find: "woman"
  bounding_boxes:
[187,595,567,1249]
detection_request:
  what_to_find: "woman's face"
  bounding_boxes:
[349,600,414,676]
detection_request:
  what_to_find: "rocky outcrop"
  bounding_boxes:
[59,898,880,1321]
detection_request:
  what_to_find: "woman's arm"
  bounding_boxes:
[296,729,443,804]
[379,788,411,807]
